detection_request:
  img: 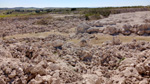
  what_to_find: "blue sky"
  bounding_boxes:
[0,0,149,8]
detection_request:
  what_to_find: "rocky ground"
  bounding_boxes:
[0,15,85,37]
[0,11,150,84]
[78,11,150,36]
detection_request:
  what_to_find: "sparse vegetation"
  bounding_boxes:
[0,6,149,18]
[35,17,51,25]
[85,13,101,20]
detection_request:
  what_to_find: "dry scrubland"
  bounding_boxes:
[1,10,150,84]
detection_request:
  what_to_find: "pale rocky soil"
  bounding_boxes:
[0,11,150,84]
[83,11,150,36]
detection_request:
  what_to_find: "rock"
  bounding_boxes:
[139,79,148,84]
[8,70,16,78]
[103,27,118,35]
[122,30,131,35]
[142,24,150,34]
[0,78,6,84]
[79,39,89,47]
[112,36,122,45]
[12,78,23,84]
[144,60,150,71]
[137,30,145,35]
[86,27,99,34]
[30,64,47,75]
[5,67,12,75]
[51,78,61,84]
[81,51,92,62]
[92,21,103,27]
[28,79,40,84]
[95,78,104,84]
[136,59,150,76]
[82,74,98,84]
[136,24,150,35]
[49,64,60,71]
[110,75,125,84]
[52,40,64,49]
[121,24,132,35]
[29,75,52,84]
[98,28,104,33]
[76,23,90,34]
[144,19,150,23]
[108,27,118,35]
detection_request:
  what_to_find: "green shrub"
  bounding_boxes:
[0,17,4,21]
[35,16,53,25]
[85,14,101,20]
[36,19,49,25]
[71,8,77,11]
[100,10,111,17]
[83,8,111,20]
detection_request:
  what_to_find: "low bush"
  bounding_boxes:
[34,16,53,25]
[85,14,101,20]
[83,8,111,20]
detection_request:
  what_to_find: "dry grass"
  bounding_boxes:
[2,31,150,46]
[3,27,76,39]
[117,36,150,43]
[90,35,113,46]
[68,39,80,44]
[4,31,68,39]
[90,34,150,46]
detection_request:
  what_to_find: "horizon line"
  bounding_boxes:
[0,5,149,9]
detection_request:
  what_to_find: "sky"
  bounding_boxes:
[0,0,149,8]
